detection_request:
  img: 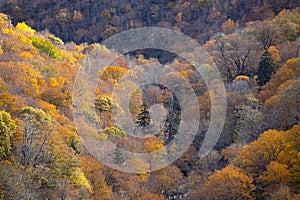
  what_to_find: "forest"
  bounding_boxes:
[0,0,299,199]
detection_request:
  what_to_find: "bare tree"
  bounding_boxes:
[212,33,259,82]
[19,107,52,169]
[247,20,281,50]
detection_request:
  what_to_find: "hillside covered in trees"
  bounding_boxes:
[1,0,299,44]
[0,1,299,200]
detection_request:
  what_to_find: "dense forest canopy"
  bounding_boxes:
[0,1,299,199]
[1,0,300,44]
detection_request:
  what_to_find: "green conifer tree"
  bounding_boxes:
[257,50,276,86]
[113,147,126,165]
[136,101,151,127]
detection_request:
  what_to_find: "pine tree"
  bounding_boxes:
[164,96,180,144]
[136,100,154,136]
[136,101,151,127]
[164,111,179,144]
[257,50,276,86]
[113,147,126,165]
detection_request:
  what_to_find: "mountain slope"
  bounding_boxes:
[1,0,299,44]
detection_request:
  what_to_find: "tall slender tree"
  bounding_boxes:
[136,100,151,128]
[257,50,277,86]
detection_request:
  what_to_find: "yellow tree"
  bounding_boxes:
[49,131,91,200]
[98,65,129,87]
[80,156,113,200]
[95,95,122,128]
[0,111,16,159]
[233,129,285,176]
[144,136,164,172]
[264,79,299,129]
[0,62,43,97]
[100,66,128,81]
[204,165,255,199]
[0,92,25,116]
[278,123,300,192]
[258,161,292,196]
[232,123,300,197]
[258,58,299,102]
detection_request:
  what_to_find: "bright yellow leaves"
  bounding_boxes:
[0,92,24,115]
[234,75,250,82]
[49,77,58,87]
[101,126,126,138]
[144,136,165,171]
[0,111,16,159]
[232,123,300,194]
[205,165,255,199]
[80,156,113,199]
[70,167,92,192]
[234,129,285,175]
[0,16,110,199]
[18,51,33,60]
[60,49,77,64]
[0,61,42,97]
[99,65,129,86]
[16,22,35,35]
[2,27,14,35]
[144,136,164,153]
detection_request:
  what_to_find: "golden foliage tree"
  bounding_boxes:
[204,165,255,199]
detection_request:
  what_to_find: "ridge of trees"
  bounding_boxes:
[0,5,299,199]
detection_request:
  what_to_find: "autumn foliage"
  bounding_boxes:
[0,4,299,199]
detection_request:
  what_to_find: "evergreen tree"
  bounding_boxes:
[164,96,180,144]
[113,147,126,165]
[164,111,180,144]
[136,100,155,136]
[257,50,276,86]
[136,101,151,127]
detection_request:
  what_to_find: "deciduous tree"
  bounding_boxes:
[0,111,16,159]
[204,165,255,199]
[19,106,51,168]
